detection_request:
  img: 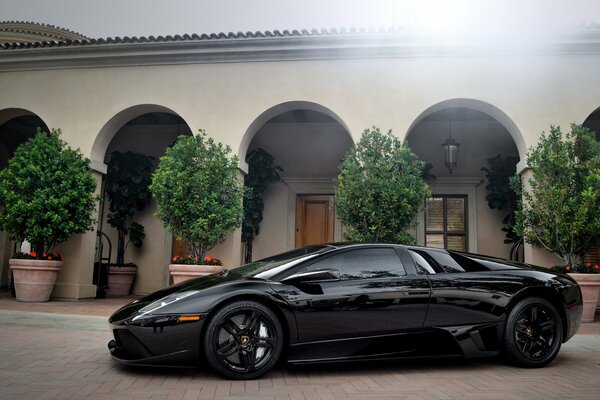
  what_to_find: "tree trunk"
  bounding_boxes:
[244,240,253,264]
[116,230,125,265]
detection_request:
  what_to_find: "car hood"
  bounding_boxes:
[109,270,245,323]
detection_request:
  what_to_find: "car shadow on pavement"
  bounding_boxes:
[111,350,594,380]
[113,355,505,379]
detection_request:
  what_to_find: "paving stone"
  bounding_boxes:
[1,292,600,399]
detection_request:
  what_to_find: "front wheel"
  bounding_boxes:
[503,297,563,368]
[203,300,283,379]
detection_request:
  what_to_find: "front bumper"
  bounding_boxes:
[108,315,206,367]
[564,301,583,342]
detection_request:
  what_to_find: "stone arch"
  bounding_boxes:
[238,101,353,165]
[407,98,526,159]
[91,104,192,167]
[0,108,37,126]
[406,98,524,259]
[238,101,354,260]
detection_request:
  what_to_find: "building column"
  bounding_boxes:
[51,170,104,300]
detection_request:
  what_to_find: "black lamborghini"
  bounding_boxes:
[108,243,583,379]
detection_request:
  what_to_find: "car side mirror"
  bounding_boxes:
[282,269,340,285]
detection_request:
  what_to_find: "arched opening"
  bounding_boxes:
[583,106,600,141]
[95,106,193,295]
[0,108,50,289]
[582,106,600,266]
[242,103,353,260]
[0,108,49,168]
[407,100,522,259]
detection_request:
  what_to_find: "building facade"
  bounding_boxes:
[1,23,599,299]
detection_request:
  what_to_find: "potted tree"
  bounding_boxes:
[0,128,97,302]
[104,151,154,296]
[481,154,522,247]
[150,130,244,284]
[241,148,282,263]
[514,124,600,322]
[336,127,430,243]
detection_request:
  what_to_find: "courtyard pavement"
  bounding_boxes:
[0,290,599,400]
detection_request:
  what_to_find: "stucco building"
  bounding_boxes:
[0,21,599,299]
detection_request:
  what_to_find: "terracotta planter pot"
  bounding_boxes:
[569,273,600,323]
[169,264,224,285]
[106,264,138,297]
[9,258,63,302]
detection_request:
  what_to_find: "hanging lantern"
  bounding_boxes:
[442,118,460,174]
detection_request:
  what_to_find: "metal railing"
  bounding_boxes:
[510,238,524,262]
[93,230,112,298]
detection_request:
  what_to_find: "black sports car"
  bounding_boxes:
[108,243,583,379]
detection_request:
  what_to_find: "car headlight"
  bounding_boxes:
[132,290,198,322]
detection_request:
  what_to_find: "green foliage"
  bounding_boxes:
[105,151,154,265]
[336,127,431,244]
[0,128,97,259]
[242,148,282,263]
[149,130,244,261]
[481,154,521,244]
[514,124,600,266]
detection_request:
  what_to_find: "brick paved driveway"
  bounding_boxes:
[0,295,599,399]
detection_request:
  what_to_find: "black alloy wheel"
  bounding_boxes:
[503,297,563,367]
[203,300,283,379]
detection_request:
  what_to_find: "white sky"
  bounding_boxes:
[1,0,599,39]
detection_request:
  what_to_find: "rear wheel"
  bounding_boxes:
[203,300,283,379]
[503,297,563,367]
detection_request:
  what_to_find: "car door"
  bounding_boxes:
[406,247,511,327]
[271,246,431,343]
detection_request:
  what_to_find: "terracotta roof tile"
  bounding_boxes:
[0,20,88,44]
[0,26,413,50]
[1,23,599,51]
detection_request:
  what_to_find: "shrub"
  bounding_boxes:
[513,124,600,266]
[0,128,97,259]
[150,130,244,262]
[336,127,430,244]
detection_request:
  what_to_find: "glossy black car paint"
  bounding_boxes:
[108,243,583,368]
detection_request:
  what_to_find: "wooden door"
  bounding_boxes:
[295,195,334,248]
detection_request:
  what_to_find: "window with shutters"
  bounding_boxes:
[425,195,467,251]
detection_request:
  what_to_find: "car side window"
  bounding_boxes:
[303,248,406,280]
[423,249,465,273]
[408,249,444,274]
[409,248,489,273]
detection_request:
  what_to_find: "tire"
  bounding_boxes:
[203,300,283,379]
[503,297,563,368]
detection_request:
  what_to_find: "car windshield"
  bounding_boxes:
[227,245,334,280]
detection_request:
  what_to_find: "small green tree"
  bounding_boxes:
[481,154,521,244]
[336,127,431,244]
[0,128,97,258]
[105,151,154,265]
[241,148,282,263]
[514,124,600,265]
[149,131,244,262]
